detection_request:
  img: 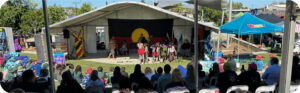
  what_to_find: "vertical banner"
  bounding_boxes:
[35,34,48,62]
[54,52,65,64]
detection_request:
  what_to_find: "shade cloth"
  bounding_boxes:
[220,13,284,35]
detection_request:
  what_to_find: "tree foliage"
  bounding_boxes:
[198,6,224,26]
[48,5,66,25]
[77,3,91,15]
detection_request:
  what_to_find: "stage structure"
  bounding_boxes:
[47,2,220,58]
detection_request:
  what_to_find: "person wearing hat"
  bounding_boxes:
[255,55,264,71]
[33,60,42,76]
[217,62,238,93]
[268,54,274,66]
[218,58,225,72]
[238,63,261,92]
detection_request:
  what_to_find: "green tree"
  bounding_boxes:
[20,9,44,38]
[198,6,224,26]
[141,0,145,3]
[77,3,91,15]
[48,5,66,24]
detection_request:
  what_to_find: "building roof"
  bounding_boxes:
[49,1,219,32]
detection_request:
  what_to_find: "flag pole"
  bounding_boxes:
[193,0,199,92]
[42,0,55,92]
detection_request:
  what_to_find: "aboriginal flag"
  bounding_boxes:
[108,19,173,47]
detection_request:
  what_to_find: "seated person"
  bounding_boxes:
[262,57,280,85]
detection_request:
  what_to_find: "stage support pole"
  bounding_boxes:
[216,8,225,62]
[42,0,55,92]
[193,0,199,92]
[279,0,296,93]
[226,0,233,48]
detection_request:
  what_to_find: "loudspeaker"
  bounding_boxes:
[63,29,69,39]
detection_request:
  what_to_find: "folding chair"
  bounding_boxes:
[226,85,249,93]
[255,84,276,93]
[199,88,219,93]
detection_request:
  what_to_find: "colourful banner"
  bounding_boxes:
[200,61,216,72]
[54,53,65,64]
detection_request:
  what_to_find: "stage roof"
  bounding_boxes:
[49,1,219,32]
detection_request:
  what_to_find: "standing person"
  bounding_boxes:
[121,67,128,78]
[85,70,105,93]
[262,57,280,85]
[151,45,157,62]
[157,64,172,93]
[168,44,176,62]
[130,64,145,92]
[156,43,161,62]
[57,70,84,93]
[144,43,149,64]
[181,39,191,57]
[164,68,187,93]
[227,54,237,71]
[137,42,145,63]
[144,67,153,80]
[120,40,128,55]
[161,45,168,62]
[255,55,264,71]
[108,37,116,60]
[74,65,83,84]
[138,34,147,43]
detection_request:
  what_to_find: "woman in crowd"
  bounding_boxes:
[217,62,238,93]
[164,68,187,93]
[57,71,84,93]
[130,64,145,92]
[207,63,220,87]
[85,70,105,93]
[145,67,153,80]
[238,63,261,92]
[184,65,196,93]
[74,65,83,84]
[111,66,125,90]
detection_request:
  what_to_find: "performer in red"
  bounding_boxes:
[151,45,157,62]
[137,42,144,63]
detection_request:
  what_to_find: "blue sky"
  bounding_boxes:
[32,0,286,9]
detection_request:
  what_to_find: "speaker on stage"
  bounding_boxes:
[63,29,69,39]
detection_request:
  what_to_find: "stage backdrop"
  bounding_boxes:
[108,19,173,49]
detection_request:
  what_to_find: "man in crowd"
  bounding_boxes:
[262,57,280,85]
[157,64,172,93]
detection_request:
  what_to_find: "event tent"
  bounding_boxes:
[256,14,284,26]
[220,13,284,35]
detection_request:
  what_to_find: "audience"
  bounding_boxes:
[151,67,163,91]
[164,68,187,93]
[74,65,83,84]
[137,76,154,92]
[227,54,237,71]
[82,67,93,88]
[177,65,187,78]
[36,69,51,92]
[0,72,9,91]
[292,53,300,82]
[57,70,84,93]
[145,67,153,80]
[68,64,74,76]
[97,66,106,83]
[157,64,172,93]
[238,63,261,92]
[13,70,44,93]
[262,57,280,85]
[33,60,42,76]
[129,64,145,92]
[217,62,238,93]
[121,67,128,78]
[107,67,114,86]
[119,77,131,92]
[111,66,125,90]
[85,70,105,93]
[184,65,196,93]
[255,55,264,71]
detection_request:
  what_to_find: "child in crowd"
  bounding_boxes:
[82,67,92,88]
[68,64,74,76]
[255,55,264,71]
[107,67,114,86]
[74,65,83,84]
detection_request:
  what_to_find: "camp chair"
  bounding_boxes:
[255,84,276,93]
[168,89,189,93]
[85,85,104,93]
[290,84,300,93]
[0,83,7,93]
[226,85,249,93]
[199,88,219,93]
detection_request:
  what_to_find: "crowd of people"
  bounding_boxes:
[2,49,300,93]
